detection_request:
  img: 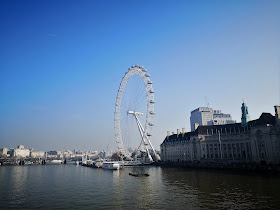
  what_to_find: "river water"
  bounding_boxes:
[0,164,279,209]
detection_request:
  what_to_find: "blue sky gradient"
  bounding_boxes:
[1,0,280,151]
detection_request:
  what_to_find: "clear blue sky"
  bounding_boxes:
[1,0,279,151]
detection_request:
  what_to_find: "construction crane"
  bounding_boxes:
[204,96,209,108]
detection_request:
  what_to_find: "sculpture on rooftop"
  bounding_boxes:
[241,101,250,126]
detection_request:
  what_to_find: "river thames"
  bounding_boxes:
[0,165,279,209]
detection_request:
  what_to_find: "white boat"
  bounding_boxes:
[121,160,144,166]
[94,159,103,168]
[102,162,121,170]
[49,160,63,164]
[86,160,95,166]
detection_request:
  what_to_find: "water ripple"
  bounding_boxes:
[0,166,280,209]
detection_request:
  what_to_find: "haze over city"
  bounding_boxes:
[1,0,280,152]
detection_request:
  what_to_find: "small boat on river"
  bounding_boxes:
[102,162,121,170]
[129,172,149,177]
[48,160,63,164]
[94,159,103,168]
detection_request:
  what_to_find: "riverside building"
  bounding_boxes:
[161,105,280,165]
[10,145,30,158]
[0,148,8,157]
[30,150,45,158]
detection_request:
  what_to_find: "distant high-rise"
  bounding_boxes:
[190,107,213,131]
[190,107,236,131]
[213,110,236,125]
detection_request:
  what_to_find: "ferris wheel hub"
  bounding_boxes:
[127,111,143,116]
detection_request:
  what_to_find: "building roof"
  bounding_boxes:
[161,112,276,145]
[191,107,213,114]
[250,113,276,126]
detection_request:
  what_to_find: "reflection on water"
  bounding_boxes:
[9,166,28,206]
[0,165,279,209]
[159,168,280,209]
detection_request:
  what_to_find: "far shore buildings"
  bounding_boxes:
[30,150,45,158]
[10,145,31,158]
[47,151,62,158]
[0,148,8,157]
[161,105,280,165]
[0,146,101,159]
[0,145,45,158]
[46,150,98,159]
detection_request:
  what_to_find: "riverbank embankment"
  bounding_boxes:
[156,161,280,174]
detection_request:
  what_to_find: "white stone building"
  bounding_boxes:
[162,106,280,165]
[63,150,73,158]
[30,150,45,158]
[11,145,30,158]
[0,148,8,156]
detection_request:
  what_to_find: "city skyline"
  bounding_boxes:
[1,0,280,151]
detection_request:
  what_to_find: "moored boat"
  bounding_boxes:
[129,172,149,177]
[94,160,103,168]
[102,162,121,170]
[49,160,63,164]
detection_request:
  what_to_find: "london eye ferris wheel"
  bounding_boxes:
[114,65,158,162]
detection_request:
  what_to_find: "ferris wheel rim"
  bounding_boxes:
[114,65,155,158]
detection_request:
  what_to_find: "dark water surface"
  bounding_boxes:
[0,165,279,209]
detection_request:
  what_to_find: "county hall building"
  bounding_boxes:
[160,105,280,165]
